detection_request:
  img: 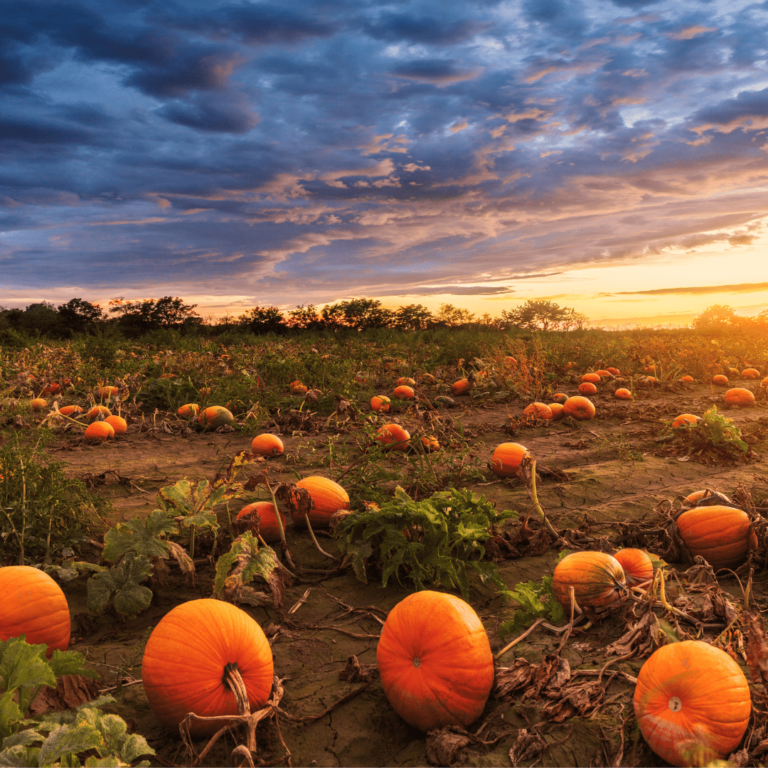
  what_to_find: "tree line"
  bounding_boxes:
[0,297,589,340]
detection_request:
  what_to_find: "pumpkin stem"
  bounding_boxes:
[223,662,251,717]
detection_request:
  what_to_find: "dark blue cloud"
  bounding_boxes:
[363,13,491,45]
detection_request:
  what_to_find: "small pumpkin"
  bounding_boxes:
[105,415,127,435]
[86,405,111,422]
[99,386,120,401]
[393,385,416,400]
[177,403,200,418]
[0,566,70,657]
[523,402,553,419]
[84,421,115,442]
[371,395,391,412]
[197,406,235,430]
[451,379,473,396]
[676,505,757,570]
[613,548,654,587]
[606,367,620,376]
[724,388,755,407]
[581,372,601,384]
[578,382,598,395]
[377,591,494,732]
[396,376,416,386]
[634,640,750,767]
[236,501,287,543]
[289,476,350,527]
[672,413,699,428]
[376,423,411,452]
[679,375,695,383]
[59,405,84,416]
[490,442,529,477]
[141,599,274,737]
[251,434,284,456]
[712,375,728,386]
[548,403,565,420]
[420,435,440,452]
[31,398,48,412]
[552,392,568,404]
[552,552,626,610]
[742,368,760,379]
[614,388,632,400]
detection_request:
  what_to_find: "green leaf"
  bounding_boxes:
[213,533,282,606]
[502,577,566,637]
[37,723,103,767]
[48,650,98,681]
[0,692,23,740]
[87,555,153,618]
[102,509,175,563]
[1,730,44,750]
[0,639,56,695]
[0,744,37,767]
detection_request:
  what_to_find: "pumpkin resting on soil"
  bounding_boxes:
[236,502,287,543]
[376,591,494,732]
[613,548,654,586]
[676,505,757,571]
[552,552,626,610]
[251,433,284,456]
[142,599,274,738]
[290,476,350,527]
[0,565,71,657]
[197,406,235,430]
[562,396,596,420]
[634,640,750,767]
[490,442,529,477]
[724,388,755,407]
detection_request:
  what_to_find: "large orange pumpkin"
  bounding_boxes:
[371,395,391,412]
[451,379,473,396]
[490,442,529,478]
[376,423,411,452]
[84,421,115,442]
[290,476,350,526]
[197,406,235,430]
[377,591,494,733]
[0,566,70,658]
[393,385,416,400]
[250,434,284,456]
[581,372,601,384]
[676,505,757,570]
[712,375,728,387]
[142,599,274,738]
[634,640,750,766]
[552,552,626,610]
[523,402,553,419]
[742,368,760,380]
[562,396,596,420]
[578,382,598,395]
[724,388,755,407]
[236,502,287,543]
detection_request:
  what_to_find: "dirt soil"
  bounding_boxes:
[51,381,768,767]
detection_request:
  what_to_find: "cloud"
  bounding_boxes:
[363,13,492,45]
[600,281,768,297]
[389,59,483,85]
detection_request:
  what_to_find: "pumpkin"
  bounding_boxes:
[578,382,598,395]
[177,403,200,418]
[376,423,411,452]
[680,375,695,383]
[0,566,70,657]
[59,405,84,416]
[451,379,473,396]
[684,489,732,507]
[393,385,416,400]
[614,388,632,400]
[376,591,494,733]
[290,476,350,527]
[594,369,610,378]
[634,640,750,767]
[31,398,48,412]
[396,376,416,386]
[371,395,391,412]
[606,367,620,376]
[613,549,654,587]
[552,552,626,610]
[236,502,287,543]
[86,405,111,422]
[742,368,760,380]
[552,392,568,404]
[562,396,595,421]
[420,435,440,452]
[712,375,728,386]
[289,380,307,395]
[197,406,235,430]
[672,414,700,428]
[99,386,120,401]
[490,442,529,478]
[41,383,60,395]
[548,403,565,420]
[762,377,768,388]
[141,599,274,738]
[105,415,127,435]
[505,356,517,366]
[420,373,436,385]
[724,388,755,407]
[251,434,284,456]
[676,505,757,570]
[523,402,553,419]
[581,373,601,384]
[84,421,115,442]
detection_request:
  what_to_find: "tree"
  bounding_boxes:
[692,305,737,332]
[18,302,67,338]
[109,296,199,335]
[339,298,394,330]
[287,305,324,330]
[58,298,104,334]
[501,300,579,331]
[393,304,435,330]
[434,304,476,327]
[238,306,286,335]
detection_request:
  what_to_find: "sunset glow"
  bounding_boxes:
[2,0,767,326]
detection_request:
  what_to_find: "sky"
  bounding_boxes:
[2,0,768,328]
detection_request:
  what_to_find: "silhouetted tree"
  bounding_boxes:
[58,298,104,334]
[239,306,286,334]
[502,300,582,331]
[434,304,476,327]
[109,296,199,335]
[287,304,324,330]
[393,304,435,330]
[692,305,738,332]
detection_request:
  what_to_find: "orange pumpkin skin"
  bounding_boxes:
[552,552,626,610]
[548,403,564,420]
[142,599,274,738]
[490,443,529,477]
[613,549,654,587]
[105,415,127,435]
[251,434,284,456]
[371,395,391,412]
[634,641,750,767]
[197,406,235,430]
[672,414,700,428]
[451,379,472,396]
[236,502,287,543]
[581,373,601,384]
[684,489,731,507]
[31,398,48,412]
[289,380,307,394]
[606,367,620,376]
[552,392,568,404]
[376,423,411,452]
[377,591,494,733]
[762,377,768,389]
[420,435,440,452]
[742,368,760,380]
[394,385,416,400]
[177,403,200,418]
[84,421,115,442]
[712,375,728,387]
[680,375,695,383]
[0,566,70,658]
[578,382,598,395]
[523,402,553,419]
[396,377,416,386]
[614,388,632,400]
[86,405,111,422]
[292,476,350,526]
[724,388,755,407]
[676,505,757,570]
[562,396,595,420]
[59,405,84,416]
